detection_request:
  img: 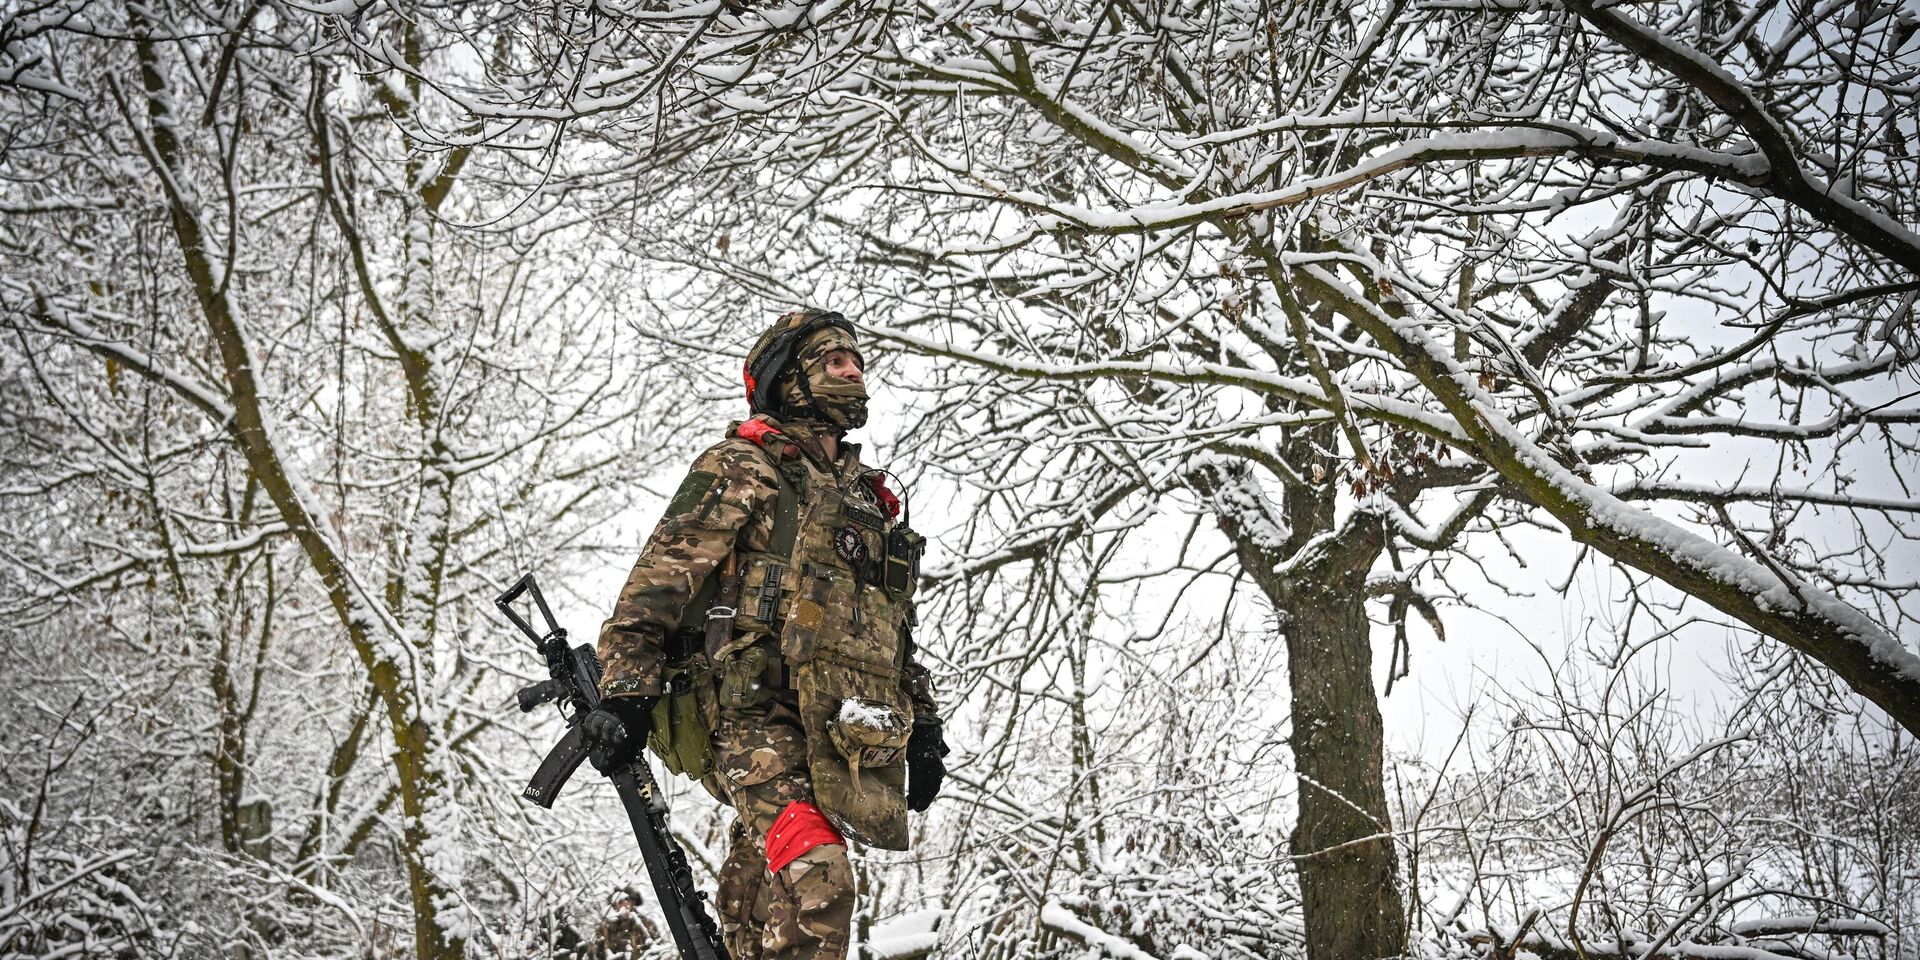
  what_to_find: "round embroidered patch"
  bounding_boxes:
[833,527,869,563]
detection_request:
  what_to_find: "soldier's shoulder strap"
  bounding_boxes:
[726,416,806,557]
[731,415,786,451]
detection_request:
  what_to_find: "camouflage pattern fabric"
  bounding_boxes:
[775,459,915,848]
[745,310,852,386]
[780,325,867,430]
[704,696,855,960]
[595,416,934,718]
[596,436,784,697]
[587,906,656,960]
[595,383,940,958]
[780,322,863,411]
[796,325,860,369]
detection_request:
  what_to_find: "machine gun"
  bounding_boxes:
[496,573,730,960]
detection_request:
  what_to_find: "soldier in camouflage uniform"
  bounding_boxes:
[588,889,657,960]
[584,309,947,960]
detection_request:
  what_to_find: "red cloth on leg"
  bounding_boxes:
[764,800,844,874]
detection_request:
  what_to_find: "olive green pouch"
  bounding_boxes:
[646,664,713,779]
[717,642,776,710]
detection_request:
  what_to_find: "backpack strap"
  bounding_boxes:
[729,417,807,557]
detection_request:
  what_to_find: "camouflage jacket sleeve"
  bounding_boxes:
[597,439,780,699]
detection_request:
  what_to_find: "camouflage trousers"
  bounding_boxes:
[703,696,855,960]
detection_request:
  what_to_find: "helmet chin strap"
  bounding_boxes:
[786,371,844,435]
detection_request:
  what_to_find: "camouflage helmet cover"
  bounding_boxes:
[743,309,868,430]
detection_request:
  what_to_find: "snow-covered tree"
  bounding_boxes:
[2,3,690,955]
[367,0,1919,955]
[5,0,1916,957]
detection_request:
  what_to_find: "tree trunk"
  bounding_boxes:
[212,626,247,854]
[1279,566,1406,960]
[391,709,455,960]
[1213,437,1406,960]
[125,17,465,954]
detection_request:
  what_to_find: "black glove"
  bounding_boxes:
[905,719,948,812]
[584,696,655,774]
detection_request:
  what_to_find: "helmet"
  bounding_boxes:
[743,309,867,431]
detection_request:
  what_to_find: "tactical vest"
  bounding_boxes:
[673,416,925,849]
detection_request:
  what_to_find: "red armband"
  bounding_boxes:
[764,801,844,874]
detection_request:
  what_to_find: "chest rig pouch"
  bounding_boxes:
[711,423,922,848]
[691,438,809,714]
[778,463,919,850]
